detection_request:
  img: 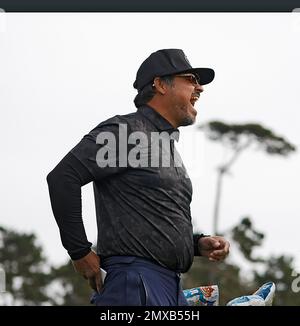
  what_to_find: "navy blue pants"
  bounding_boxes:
[90,256,189,306]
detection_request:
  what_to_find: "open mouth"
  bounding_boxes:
[190,95,199,106]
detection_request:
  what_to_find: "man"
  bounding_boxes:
[47,49,230,306]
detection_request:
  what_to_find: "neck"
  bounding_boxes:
[146,99,178,128]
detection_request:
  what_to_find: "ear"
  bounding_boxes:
[153,77,169,95]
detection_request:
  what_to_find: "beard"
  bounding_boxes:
[179,105,196,126]
[180,116,195,126]
[172,102,197,127]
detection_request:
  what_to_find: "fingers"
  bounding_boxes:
[87,271,103,293]
[223,241,230,253]
[209,254,223,261]
[200,236,230,262]
[95,271,103,293]
[88,278,98,292]
[211,237,230,255]
[209,246,230,261]
[212,241,221,248]
[211,248,227,256]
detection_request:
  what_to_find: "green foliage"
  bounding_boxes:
[199,120,296,241]
[50,260,93,306]
[183,258,250,305]
[1,220,299,305]
[183,217,300,306]
[199,121,296,156]
[0,225,93,306]
[0,226,50,305]
[231,217,264,262]
[253,255,300,306]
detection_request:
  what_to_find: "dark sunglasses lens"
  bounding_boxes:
[188,76,198,84]
[176,74,199,85]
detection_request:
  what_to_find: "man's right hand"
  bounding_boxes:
[72,250,103,293]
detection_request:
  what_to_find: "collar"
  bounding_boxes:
[137,105,180,141]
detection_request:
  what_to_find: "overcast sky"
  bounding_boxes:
[0,13,299,271]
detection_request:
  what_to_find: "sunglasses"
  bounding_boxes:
[175,74,200,86]
[152,73,200,88]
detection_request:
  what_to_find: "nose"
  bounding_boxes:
[195,83,204,93]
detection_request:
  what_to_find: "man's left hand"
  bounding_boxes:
[198,236,230,262]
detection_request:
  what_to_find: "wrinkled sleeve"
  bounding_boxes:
[47,121,129,260]
[47,152,94,260]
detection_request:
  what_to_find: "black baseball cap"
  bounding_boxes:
[133,49,215,92]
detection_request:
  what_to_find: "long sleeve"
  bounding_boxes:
[193,233,210,256]
[46,152,94,260]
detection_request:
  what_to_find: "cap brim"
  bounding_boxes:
[185,68,215,85]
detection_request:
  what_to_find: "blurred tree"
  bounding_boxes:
[184,217,300,305]
[0,226,50,305]
[0,225,94,306]
[199,121,296,235]
[231,217,265,263]
[183,257,251,305]
[49,259,93,306]
[253,255,300,306]
[1,220,298,305]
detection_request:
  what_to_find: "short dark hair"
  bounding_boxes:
[134,75,174,108]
